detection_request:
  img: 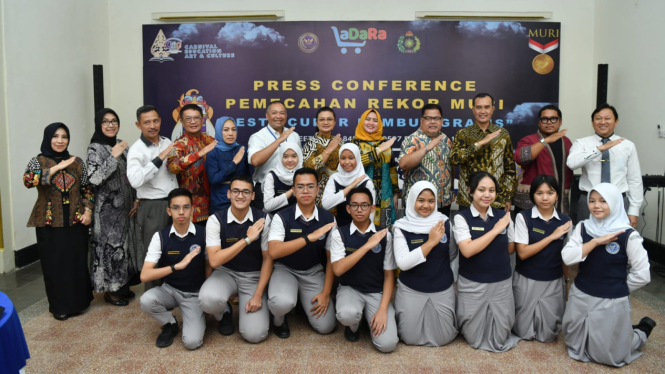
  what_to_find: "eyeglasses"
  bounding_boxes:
[295,184,316,192]
[317,118,335,123]
[170,204,192,212]
[539,117,560,124]
[183,116,202,123]
[230,189,252,197]
[349,203,371,211]
[422,116,443,122]
[101,119,119,127]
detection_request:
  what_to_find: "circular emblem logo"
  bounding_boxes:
[298,33,319,53]
[371,244,382,253]
[605,242,620,254]
[440,234,448,244]
[397,31,421,54]
[189,244,200,253]
[501,228,507,235]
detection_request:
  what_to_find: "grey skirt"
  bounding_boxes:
[457,275,520,352]
[562,284,647,367]
[394,280,457,347]
[512,272,565,342]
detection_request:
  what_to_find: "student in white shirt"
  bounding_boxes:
[566,104,642,227]
[262,144,302,215]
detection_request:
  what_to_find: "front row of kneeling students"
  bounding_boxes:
[139,166,656,367]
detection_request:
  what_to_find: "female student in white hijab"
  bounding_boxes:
[392,181,458,346]
[561,183,655,367]
[321,143,376,228]
[263,144,303,215]
[453,171,520,352]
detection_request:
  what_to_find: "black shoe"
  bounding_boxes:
[53,313,69,321]
[633,317,657,338]
[218,302,234,336]
[122,290,136,300]
[156,319,180,348]
[344,326,360,342]
[273,316,290,339]
[104,292,129,307]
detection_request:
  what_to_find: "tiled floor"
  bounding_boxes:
[0,262,47,312]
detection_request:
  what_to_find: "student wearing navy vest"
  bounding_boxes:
[513,174,572,342]
[139,188,209,349]
[263,144,302,215]
[562,183,654,367]
[453,171,520,352]
[330,187,398,352]
[322,143,376,228]
[198,175,272,343]
[268,168,337,338]
[393,181,458,347]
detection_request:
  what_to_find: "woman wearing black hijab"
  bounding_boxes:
[87,108,142,306]
[24,123,94,320]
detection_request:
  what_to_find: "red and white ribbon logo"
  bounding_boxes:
[528,38,559,54]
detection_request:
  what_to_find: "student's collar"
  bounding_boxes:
[170,222,196,238]
[295,204,319,221]
[350,221,376,235]
[531,206,560,221]
[228,207,253,224]
[471,204,494,218]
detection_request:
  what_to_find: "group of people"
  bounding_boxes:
[23,93,654,367]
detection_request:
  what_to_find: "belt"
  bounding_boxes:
[140,197,168,201]
[580,191,626,198]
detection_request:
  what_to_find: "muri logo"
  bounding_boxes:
[331,26,387,54]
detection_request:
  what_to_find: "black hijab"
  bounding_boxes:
[39,122,71,162]
[90,108,120,147]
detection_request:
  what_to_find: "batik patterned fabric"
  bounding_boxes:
[24,156,94,227]
[167,132,215,222]
[302,133,343,206]
[450,122,516,209]
[399,129,454,208]
[353,139,398,229]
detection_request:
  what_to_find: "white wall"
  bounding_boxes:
[0,0,110,271]
[594,0,665,242]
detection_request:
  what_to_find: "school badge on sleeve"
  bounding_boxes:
[605,242,620,254]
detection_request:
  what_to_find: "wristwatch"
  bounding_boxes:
[473,142,479,149]
[244,237,252,245]
[303,234,312,245]
[540,138,547,145]
[170,264,176,273]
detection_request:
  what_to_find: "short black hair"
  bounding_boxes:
[167,187,193,206]
[229,174,254,192]
[346,186,373,206]
[421,103,443,117]
[315,106,336,120]
[472,93,494,107]
[179,103,203,119]
[468,171,500,196]
[529,174,560,205]
[538,104,562,119]
[591,103,619,120]
[136,105,159,121]
[293,167,318,184]
[267,100,287,113]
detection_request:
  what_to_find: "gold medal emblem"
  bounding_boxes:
[532,54,554,75]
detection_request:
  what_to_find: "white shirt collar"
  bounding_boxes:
[350,222,376,235]
[227,207,254,224]
[593,133,619,141]
[169,222,197,238]
[530,206,560,221]
[295,204,319,222]
[470,204,494,219]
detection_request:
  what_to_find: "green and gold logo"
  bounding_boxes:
[398,31,420,54]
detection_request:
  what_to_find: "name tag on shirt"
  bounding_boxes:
[290,229,302,233]
[346,247,358,253]
[532,228,546,235]
[471,227,485,231]
[410,239,424,244]
[226,238,238,243]
[167,251,180,255]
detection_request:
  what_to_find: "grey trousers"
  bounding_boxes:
[140,283,205,350]
[336,285,398,353]
[577,194,629,223]
[137,199,170,290]
[198,267,270,344]
[268,263,336,334]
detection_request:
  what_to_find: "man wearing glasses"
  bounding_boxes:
[167,104,217,227]
[267,168,337,338]
[198,175,273,343]
[399,103,454,217]
[513,105,573,214]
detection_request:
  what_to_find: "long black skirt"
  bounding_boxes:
[36,225,93,315]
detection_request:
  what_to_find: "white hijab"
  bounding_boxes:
[583,183,633,238]
[273,144,303,185]
[330,143,371,187]
[393,181,448,234]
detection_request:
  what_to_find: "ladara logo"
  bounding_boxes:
[331,26,386,54]
[298,32,319,53]
[149,29,182,63]
[398,31,420,54]
[171,89,215,140]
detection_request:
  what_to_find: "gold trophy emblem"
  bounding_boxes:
[528,38,559,75]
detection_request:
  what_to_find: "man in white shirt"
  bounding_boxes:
[127,105,179,288]
[567,104,643,227]
[247,101,301,210]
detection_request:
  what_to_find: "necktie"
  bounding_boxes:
[600,138,611,183]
